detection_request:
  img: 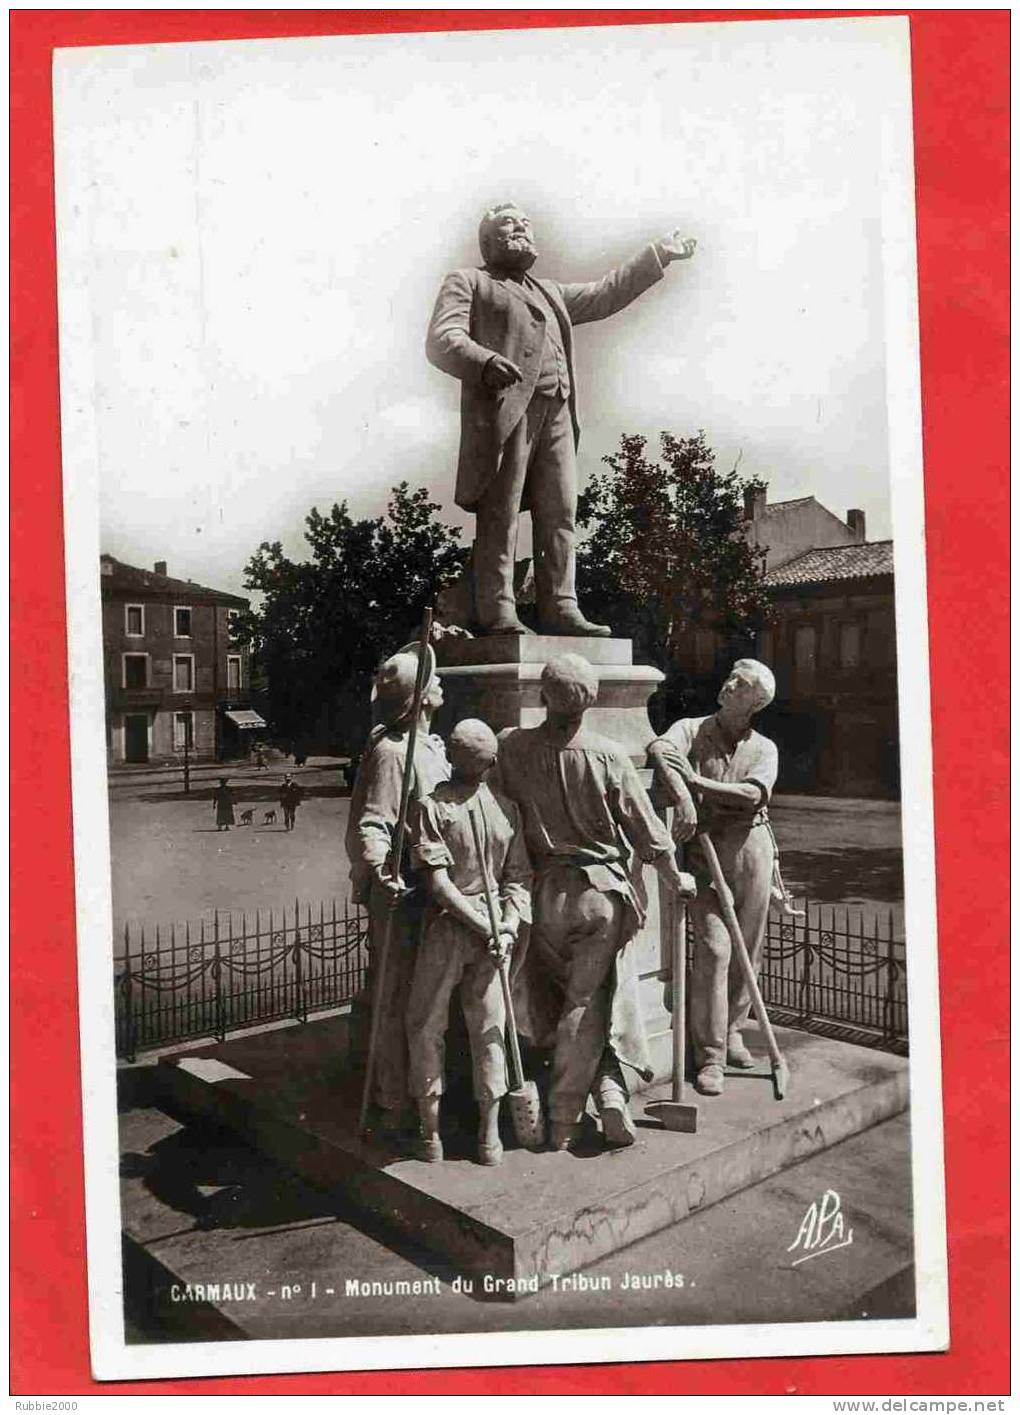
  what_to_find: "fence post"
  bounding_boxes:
[294,897,307,1024]
[213,911,226,1042]
[797,902,814,1023]
[882,908,896,1043]
[121,921,136,1062]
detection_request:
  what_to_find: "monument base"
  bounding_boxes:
[153,1014,908,1297]
[434,633,664,764]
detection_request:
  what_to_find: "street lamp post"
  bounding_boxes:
[180,701,193,796]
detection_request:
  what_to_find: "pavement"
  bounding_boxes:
[120,1083,915,1343]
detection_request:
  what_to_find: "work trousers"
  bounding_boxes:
[531,864,628,1125]
[474,393,577,625]
[406,913,508,1103]
[363,880,424,1111]
[688,826,775,1068]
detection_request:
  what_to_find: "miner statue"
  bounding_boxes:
[426,203,696,637]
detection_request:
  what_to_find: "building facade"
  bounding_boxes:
[756,540,898,799]
[742,486,867,572]
[100,555,263,764]
[675,489,899,799]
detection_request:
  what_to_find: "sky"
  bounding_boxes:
[54,16,909,600]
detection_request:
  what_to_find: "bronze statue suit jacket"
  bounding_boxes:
[425,244,665,512]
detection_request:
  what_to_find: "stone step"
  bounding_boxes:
[152,1016,908,1297]
[120,1102,914,1343]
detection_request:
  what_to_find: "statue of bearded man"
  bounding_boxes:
[426,203,696,638]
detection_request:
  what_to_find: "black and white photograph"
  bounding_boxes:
[54,13,946,1379]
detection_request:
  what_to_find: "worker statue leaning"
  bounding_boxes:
[648,659,780,1098]
[426,203,696,637]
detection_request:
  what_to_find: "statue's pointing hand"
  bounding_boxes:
[657,231,697,264]
[482,353,524,391]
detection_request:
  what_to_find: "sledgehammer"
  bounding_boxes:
[645,872,699,1134]
[469,809,546,1151]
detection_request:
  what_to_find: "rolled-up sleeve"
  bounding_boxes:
[611,756,675,863]
[410,797,455,873]
[744,736,779,803]
[355,745,404,870]
[658,718,695,756]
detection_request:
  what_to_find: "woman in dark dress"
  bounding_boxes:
[213,777,235,831]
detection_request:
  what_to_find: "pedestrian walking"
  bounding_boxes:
[213,777,235,832]
[280,773,303,832]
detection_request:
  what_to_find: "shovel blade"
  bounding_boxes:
[508,1082,545,1150]
[645,1099,699,1133]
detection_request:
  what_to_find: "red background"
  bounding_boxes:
[10,9,1009,1396]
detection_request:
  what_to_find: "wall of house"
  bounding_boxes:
[102,598,247,698]
[107,707,217,763]
[103,593,249,761]
[747,501,861,572]
[755,581,899,798]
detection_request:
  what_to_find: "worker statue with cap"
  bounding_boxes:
[648,659,780,1097]
[494,653,696,1151]
[345,639,450,1136]
[426,204,696,637]
[405,719,532,1166]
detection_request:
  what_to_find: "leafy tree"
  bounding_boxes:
[576,430,771,726]
[236,483,467,754]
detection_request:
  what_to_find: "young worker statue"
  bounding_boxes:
[405,719,532,1166]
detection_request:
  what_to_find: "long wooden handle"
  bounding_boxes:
[672,899,687,1103]
[358,606,434,1135]
[468,807,525,1090]
[697,831,784,1070]
[387,606,434,890]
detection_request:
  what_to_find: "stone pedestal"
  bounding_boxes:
[153,1021,909,1298]
[434,634,663,765]
[435,633,674,1085]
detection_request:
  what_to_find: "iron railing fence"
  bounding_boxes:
[760,899,907,1053]
[115,898,369,1060]
[114,894,907,1061]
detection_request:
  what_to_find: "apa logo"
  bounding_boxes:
[787,1188,854,1266]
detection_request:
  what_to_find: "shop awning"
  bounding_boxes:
[224,708,267,729]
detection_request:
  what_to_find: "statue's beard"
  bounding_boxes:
[490,239,537,273]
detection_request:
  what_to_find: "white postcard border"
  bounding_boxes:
[53,14,947,1382]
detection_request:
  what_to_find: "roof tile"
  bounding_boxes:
[100,555,248,605]
[764,541,894,587]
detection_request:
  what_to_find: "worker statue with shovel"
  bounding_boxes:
[649,659,781,1098]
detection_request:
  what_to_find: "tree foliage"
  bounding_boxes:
[577,431,771,724]
[235,483,467,752]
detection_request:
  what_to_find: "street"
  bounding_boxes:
[108,760,903,946]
